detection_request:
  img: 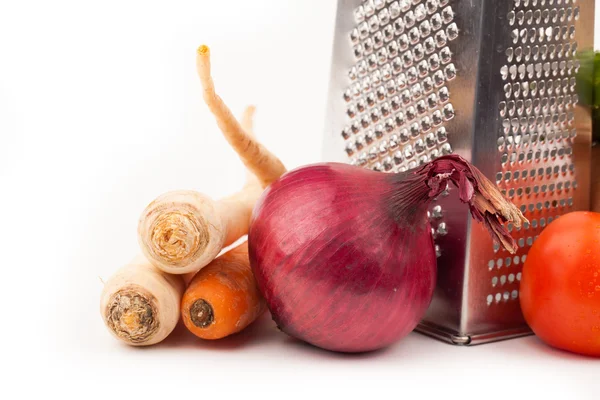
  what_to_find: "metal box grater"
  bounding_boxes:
[322,0,595,345]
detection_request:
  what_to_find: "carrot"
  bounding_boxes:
[181,241,265,339]
[100,255,185,346]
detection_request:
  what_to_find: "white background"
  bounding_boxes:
[1,1,599,399]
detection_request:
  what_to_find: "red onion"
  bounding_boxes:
[248,155,526,353]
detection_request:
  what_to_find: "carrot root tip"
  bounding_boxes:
[190,299,215,328]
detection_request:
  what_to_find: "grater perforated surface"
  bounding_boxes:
[488,0,581,310]
[341,0,459,259]
[323,0,594,344]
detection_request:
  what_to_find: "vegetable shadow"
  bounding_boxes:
[154,313,281,351]
[281,336,392,360]
[497,335,600,362]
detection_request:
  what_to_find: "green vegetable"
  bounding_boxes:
[575,50,600,142]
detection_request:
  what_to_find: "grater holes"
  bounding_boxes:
[430,12,443,31]
[343,2,459,210]
[404,10,416,28]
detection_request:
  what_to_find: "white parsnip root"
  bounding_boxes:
[102,42,288,346]
[100,255,185,346]
[137,183,262,275]
[138,45,287,275]
[196,45,286,188]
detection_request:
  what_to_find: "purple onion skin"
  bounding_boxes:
[248,162,437,353]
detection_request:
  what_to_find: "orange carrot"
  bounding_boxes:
[181,241,265,339]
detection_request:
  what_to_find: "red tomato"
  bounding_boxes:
[520,211,600,357]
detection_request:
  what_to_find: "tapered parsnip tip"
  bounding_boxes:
[244,105,256,117]
[197,44,210,56]
[241,105,257,132]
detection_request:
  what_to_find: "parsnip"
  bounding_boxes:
[138,45,286,275]
[195,44,286,187]
[137,183,262,275]
[103,104,261,346]
[100,255,184,346]
[137,104,264,276]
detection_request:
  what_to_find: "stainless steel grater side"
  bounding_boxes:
[322,0,595,345]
